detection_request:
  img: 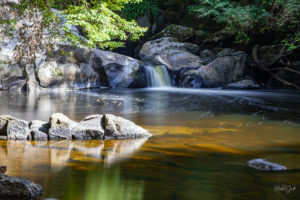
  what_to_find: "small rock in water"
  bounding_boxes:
[0,166,6,174]
[247,158,287,171]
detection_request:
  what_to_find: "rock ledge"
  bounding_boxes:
[0,113,151,140]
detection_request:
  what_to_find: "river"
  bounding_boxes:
[0,88,300,199]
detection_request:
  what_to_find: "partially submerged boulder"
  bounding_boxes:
[247,158,287,171]
[0,113,151,141]
[102,114,151,139]
[0,115,31,140]
[0,174,43,200]
[226,79,260,89]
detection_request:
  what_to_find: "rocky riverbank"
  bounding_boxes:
[0,113,151,141]
[1,1,299,91]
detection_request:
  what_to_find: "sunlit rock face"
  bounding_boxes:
[0,113,151,140]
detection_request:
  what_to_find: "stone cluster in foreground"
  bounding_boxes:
[0,113,151,140]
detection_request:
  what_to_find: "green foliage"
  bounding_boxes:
[5,0,147,57]
[122,0,159,20]
[282,32,300,51]
[188,0,300,46]
[62,3,147,49]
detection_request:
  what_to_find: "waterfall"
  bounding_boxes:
[145,65,172,87]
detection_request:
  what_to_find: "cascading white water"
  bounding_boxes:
[145,65,172,87]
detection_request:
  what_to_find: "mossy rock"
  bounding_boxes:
[153,24,194,42]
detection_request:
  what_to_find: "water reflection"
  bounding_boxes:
[0,138,149,171]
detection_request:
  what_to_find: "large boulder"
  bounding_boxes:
[0,115,31,140]
[90,49,147,88]
[36,45,100,89]
[0,174,43,200]
[178,49,247,87]
[153,24,194,42]
[139,37,203,71]
[102,114,151,139]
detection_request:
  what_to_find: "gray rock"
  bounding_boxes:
[199,50,216,65]
[0,115,31,140]
[139,37,203,71]
[102,114,151,139]
[90,49,147,88]
[153,24,194,42]
[36,45,100,89]
[226,79,260,89]
[0,174,43,199]
[29,120,49,141]
[1,113,151,140]
[48,113,74,140]
[72,116,105,140]
[178,49,247,87]
[247,159,287,171]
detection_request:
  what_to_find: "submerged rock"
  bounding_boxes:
[0,113,151,141]
[0,174,43,200]
[247,159,287,171]
[226,79,260,89]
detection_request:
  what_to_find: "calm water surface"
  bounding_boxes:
[0,88,300,200]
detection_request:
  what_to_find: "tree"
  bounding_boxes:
[1,0,147,62]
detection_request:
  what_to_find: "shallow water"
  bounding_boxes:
[0,88,300,200]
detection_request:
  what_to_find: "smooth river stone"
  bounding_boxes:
[247,158,287,171]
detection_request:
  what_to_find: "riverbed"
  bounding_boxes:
[0,88,300,199]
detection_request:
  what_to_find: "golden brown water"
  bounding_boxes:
[0,89,300,199]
